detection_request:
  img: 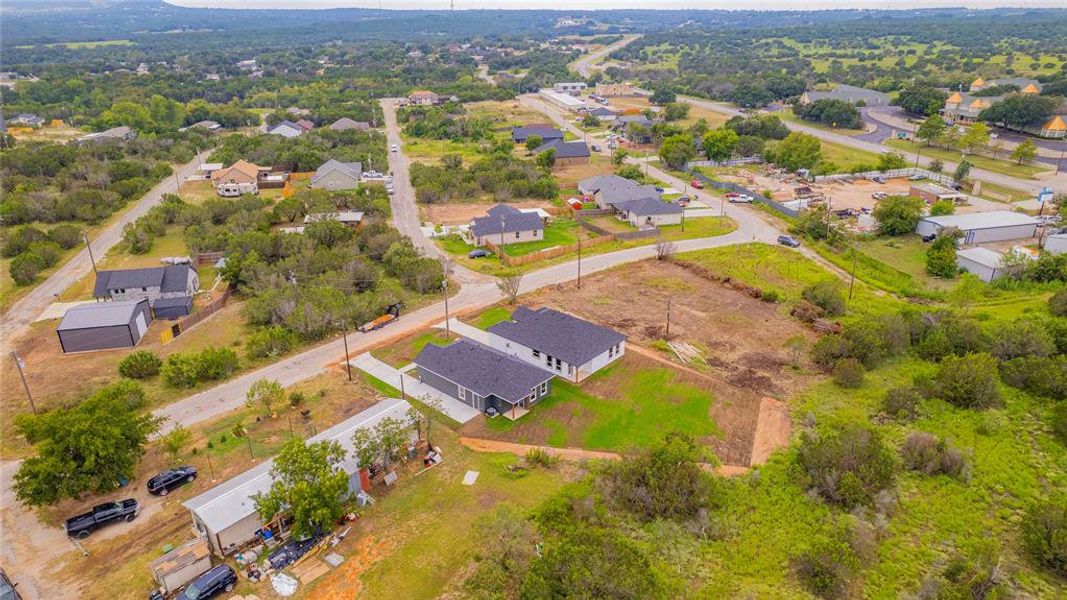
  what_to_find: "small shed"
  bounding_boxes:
[956,247,1020,282]
[56,299,151,353]
[1044,233,1067,255]
[910,183,965,204]
[150,538,212,595]
[153,296,193,319]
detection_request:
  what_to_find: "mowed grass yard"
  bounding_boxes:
[886,139,1047,179]
[470,355,721,452]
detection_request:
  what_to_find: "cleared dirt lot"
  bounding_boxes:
[420,199,556,225]
[461,260,817,466]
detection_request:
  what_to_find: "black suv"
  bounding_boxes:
[177,565,235,600]
[147,466,198,496]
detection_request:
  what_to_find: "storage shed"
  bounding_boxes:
[956,247,1022,282]
[1044,233,1067,255]
[914,211,1039,244]
[56,299,151,353]
[150,538,212,595]
[153,296,194,319]
[183,399,415,556]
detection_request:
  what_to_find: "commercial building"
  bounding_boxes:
[914,211,1040,244]
[910,183,966,204]
[553,82,587,95]
[539,89,587,113]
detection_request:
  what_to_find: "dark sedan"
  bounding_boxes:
[777,235,801,248]
[147,466,197,496]
[468,249,492,259]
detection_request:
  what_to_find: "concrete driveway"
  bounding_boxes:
[350,352,480,423]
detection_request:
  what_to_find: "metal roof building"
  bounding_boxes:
[915,211,1040,244]
[182,398,414,556]
[56,299,152,353]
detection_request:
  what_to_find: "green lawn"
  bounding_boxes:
[886,139,1046,180]
[485,360,721,452]
[819,139,885,172]
[675,243,833,300]
[853,235,954,291]
[371,329,451,368]
[658,215,737,240]
[502,218,582,257]
[473,306,512,330]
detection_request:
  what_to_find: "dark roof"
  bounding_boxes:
[153,296,193,309]
[414,340,553,404]
[615,197,683,216]
[489,307,625,366]
[470,204,544,238]
[602,183,661,206]
[534,139,590,159]
[578,174,636,195]
[615,115,653,127]
[57,300,146,331]
[511,124,564,142]
[93,265,191,297]
[588,107,617,117]
[268,120,302,132]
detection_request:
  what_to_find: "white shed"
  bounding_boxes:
[915,211,1039,244]
[956,247,1021,282]
[1044,233,1067,255]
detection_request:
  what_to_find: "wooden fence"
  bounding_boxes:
[194,251,225,266]
[170,289,232,339]
[484,234,616,267]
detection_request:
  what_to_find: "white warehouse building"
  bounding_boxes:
[915,211,1040,245]
[538,88,588,112]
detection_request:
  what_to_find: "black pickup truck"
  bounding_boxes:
[65,499,139,539]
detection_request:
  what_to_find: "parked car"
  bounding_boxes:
[690,179,704,189]
[872,192,889,200]
[176,565,236,600]
[908,174,925,181]
[65,499,139,539]
[777,235,801,248]
[268,533,324,570]
[677,195,691,206]
[147,466,197,496]
[468,249,492,259]
[590,144,601,152]
[390,144,399,152]
[873,176,887,184]
[729,194,754,203]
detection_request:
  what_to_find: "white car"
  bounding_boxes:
[729,194,755,203]
[390,144,399,152]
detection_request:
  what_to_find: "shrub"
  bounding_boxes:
[1053,403,1067,445]
[926,234,958,278]
[933,353,1001,409]
[161,353,200,388]
[288,391,306,407]
[761,289,780,303]
[795,424,897,509]
[793,536,858,599]
[196,347,240,381]
[8,252,42,285]
[607,431,715,522]
[812,334,853,370]
[872,194,925,236]
[1000,355,1067,400]
[899,431,968,479]
[802,280,846,316]
[936,544,1010,599]
[882,386,922,420]
[245,326,300,359]
[1049,289,1067,317]
[525,447,561,469]
[790,299,826,323]
[989,319,1055,361]
[928,199,955,216]
[832,357,865,388]
[1021,497,1067,575]
[48,224,82,249]
[117,350,162,379]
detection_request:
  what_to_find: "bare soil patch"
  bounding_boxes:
[421,200,555,225]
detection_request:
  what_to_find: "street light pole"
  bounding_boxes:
[11,351,37,415]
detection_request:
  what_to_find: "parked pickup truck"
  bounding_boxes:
[65,499,139,539]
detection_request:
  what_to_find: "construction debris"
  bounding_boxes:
[667,341,703,365]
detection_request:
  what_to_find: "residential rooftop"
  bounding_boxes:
[414,339,553,405]
[488,306,625,366]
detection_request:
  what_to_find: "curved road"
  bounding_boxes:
[571,34,641,78]
[0,156,204,347]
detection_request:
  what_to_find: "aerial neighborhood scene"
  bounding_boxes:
[4,0,1067,598]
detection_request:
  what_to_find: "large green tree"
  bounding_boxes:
[915,116,947,146]
[1011,139,1038,165]
[254,438,349,538]
[658,133,696,169]
[702,128,739,162]
[766,132,822,172]
[14,382,161,506]
[926,231,960,278]
[872,195,925,235]
[979,94,1060,128]
[896,86,949,116]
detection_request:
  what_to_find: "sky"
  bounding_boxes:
[167,1,1067,10]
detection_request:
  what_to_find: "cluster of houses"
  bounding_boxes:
[940,76,1066,138]
[413,306,626,418]
[206,154,366,198]
[56,264,200,353]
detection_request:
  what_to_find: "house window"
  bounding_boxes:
[539,381,548,395]
[608,346,614,358]
[555,358,562,372]
[545,354,553,368]
[532,349,540,358]
[515,231,520,239]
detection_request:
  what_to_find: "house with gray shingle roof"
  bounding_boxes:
[469,204,544,247]
[328,117,371,132]
[577,174,661,210]
[534,139,590,165]
[309,159,362,190]
[266,120,304,138]
[486,306,626,382]
[614,197,683,228]
[92,265,199,317]
[511,124,564,144]
[413,339,554,419]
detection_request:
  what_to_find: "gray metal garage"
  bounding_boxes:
[915,211,1040,244]
[152,296,193,319]
[56,299,152,353]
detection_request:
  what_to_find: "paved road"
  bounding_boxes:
[0,156,203,347]
[571,34,641,78]
[678,94,1065,195]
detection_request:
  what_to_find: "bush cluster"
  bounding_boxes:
[161,347,240,388]
[117,350,162,379]
[794,424,897,509]
[899,431,968,479]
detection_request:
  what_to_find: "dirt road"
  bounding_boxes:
[0,155,204,346]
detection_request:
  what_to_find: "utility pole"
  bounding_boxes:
[665,299,672,337]
[174,171,182,199]
[825,196,832,240]
[83,232,97,274]
[338,320,352,381]
[442,280,451,339]
[205,452,216,482]
[245,431,254,460]
[399,372,406,400]
[1058,140,1065,175]
[11,351,37,415]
